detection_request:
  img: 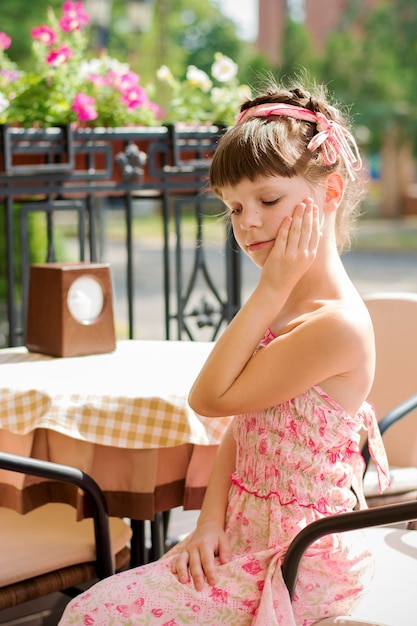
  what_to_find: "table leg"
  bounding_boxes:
[150,512,166,561]
[130,519,147,567]
[163,509,171,539]
[130,512,171,566]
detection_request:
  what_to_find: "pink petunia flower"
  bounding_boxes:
[87,74,110,88]
[31,25,57,46]
[60,1,90,32]
[120,85,149,110]
[115,71,140,91]
[63,0,91,22]
[0,32,11,50]
[46,45,73,66]
[148,101,163,117]
[71,93,98,122]
[103,71,136,92]
[0,68,21,84]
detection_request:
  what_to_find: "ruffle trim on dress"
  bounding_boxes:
[231,475,351,515]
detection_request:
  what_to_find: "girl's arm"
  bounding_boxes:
[189,202,323,417]
[171,421,236,590]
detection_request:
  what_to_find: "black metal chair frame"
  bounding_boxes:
[282,498,417,600]
[0,451,115,579]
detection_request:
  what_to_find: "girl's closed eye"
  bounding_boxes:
[262,198,280,206]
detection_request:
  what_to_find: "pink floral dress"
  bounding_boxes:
[59,329,389,626]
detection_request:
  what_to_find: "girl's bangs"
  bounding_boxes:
[209,123,295,195]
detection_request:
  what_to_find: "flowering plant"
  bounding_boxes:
[156,53,251,127]
[0,1,159,127]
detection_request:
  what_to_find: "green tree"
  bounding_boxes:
[321,2,417,152]
[318,1,417,215]
[278,16,320,82]
[84,0,245,87]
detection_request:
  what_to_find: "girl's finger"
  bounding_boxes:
[199,547,218,587]
[297,199,314,250]
[172,551,191,583]
[285,202,306,251]
[274,215,293,253]
[309,203,321,251]
[188,549,206,591]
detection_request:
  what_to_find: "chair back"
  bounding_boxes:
[364,292,417,466]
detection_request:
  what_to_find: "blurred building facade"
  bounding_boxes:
[257,0,379,65]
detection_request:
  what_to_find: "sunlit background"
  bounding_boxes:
[1,0,417,219]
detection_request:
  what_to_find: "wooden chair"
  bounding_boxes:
[362,292,417,508]
[282,499,417,625]
[0,452,132,611]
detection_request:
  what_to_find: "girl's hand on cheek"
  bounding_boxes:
[260,197,321,293]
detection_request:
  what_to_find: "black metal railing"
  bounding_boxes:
[0,123,242,346]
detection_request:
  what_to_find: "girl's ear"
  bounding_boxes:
[324,173,344,213]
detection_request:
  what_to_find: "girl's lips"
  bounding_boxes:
[247,239,275,252]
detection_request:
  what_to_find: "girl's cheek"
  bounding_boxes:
[275,217,287,233]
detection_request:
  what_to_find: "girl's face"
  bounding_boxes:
[222,175,320,268]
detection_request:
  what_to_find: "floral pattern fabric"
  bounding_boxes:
[59,330,389,626]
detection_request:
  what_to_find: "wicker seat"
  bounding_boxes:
[0,452,132,611]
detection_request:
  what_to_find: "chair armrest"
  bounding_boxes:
[361,392,417,468]
[281,499,417,599]
[0,451,114,579]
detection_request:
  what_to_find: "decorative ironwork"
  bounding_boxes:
[115,142,147,181]
[0,123,241,347]
[169,193,235,341]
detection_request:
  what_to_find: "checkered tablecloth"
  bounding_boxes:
[0,340,232,449]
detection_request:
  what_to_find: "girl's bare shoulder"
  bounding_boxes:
[273,293,373,344]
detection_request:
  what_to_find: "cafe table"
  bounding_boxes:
[0,339,233,565]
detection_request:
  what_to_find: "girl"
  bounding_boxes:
[59,80,389,625]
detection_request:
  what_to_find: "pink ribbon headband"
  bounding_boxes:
[235,103,362,180]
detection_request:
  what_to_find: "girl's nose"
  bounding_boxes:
[239,205,262,230]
